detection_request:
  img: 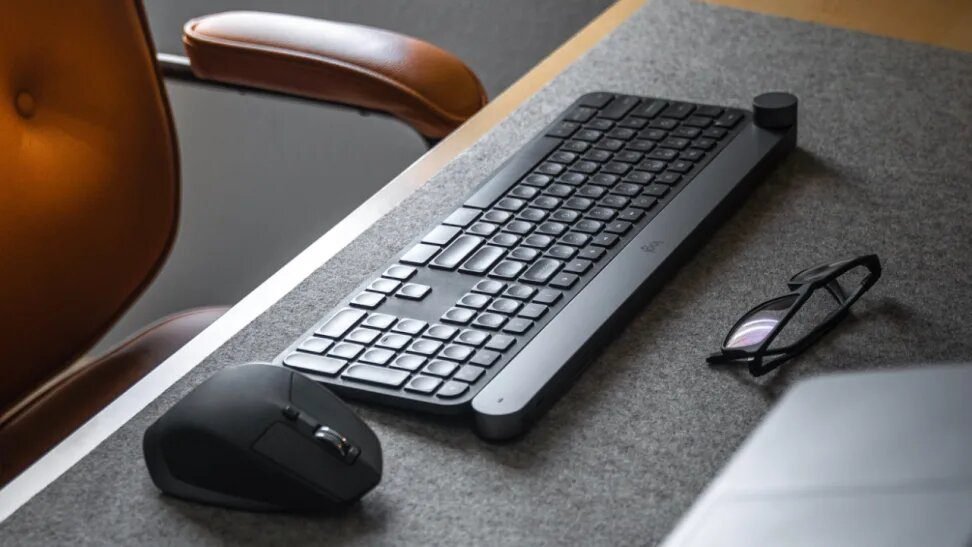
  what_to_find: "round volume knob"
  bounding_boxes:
[753,92,797,129]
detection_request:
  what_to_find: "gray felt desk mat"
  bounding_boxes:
[4,0,972,544]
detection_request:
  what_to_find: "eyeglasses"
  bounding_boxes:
[708,254,882,377]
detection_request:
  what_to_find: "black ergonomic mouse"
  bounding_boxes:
[143,363,381,512]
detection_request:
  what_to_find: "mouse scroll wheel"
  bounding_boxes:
[314,426,360,463]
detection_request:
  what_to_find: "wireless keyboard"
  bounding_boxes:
[272,91,798,439]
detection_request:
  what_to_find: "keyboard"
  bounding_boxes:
[272,91,798,439]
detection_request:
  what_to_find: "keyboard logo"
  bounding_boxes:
[641,241,663,253]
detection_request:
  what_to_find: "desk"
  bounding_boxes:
[2,0,971,543]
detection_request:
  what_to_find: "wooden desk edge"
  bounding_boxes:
[0,0,648,523]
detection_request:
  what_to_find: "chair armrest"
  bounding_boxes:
[182,11,487,139]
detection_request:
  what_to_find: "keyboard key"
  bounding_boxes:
[661,102,694,119]
[503,318,534,334]
[534,289,562,305]
[649,118,678,130]
[359,348,395,365]
[583,149,612,163]
[522,235,554,249]
[714,111,743,128]
[363,313,397,330]
[522,174,552,187]
[350,291,384,309]
[558,172,587,186]
[696,105,723,117]
[647,148,678,161]
[690,138,716,151]
[632,99,666,118]
[368,278,401,294]
[522,258,563,284]
[610,183,642,197]
[431,235,484,270]
[442,307,475,325]
[601,195,630,209]
[561,232,591,247]
[297,337,333,354]
[579,246,607,261]
[473,280,506,295]
[565,106,597,123]
[459,246,505,274]
[536,222,568,236]
[656,172,681,185]
[605,221,632,235]
[342,364,409,388]
[578,185,608,199]
[563,259,593,275]
[574,219,603,233]
[602,162,631,175]
[627,139,654,152]
[586,207,616,221]
[400,243,439,265]
[619,208,645,222]
[509,247,541,261]
[549,150,578,164]
[518,303,549,320]
[474,313,507,330]
[424,360,458,377]
[329,342,364,360]
[578,92,613,108]
[391,354,427,371]
[640,128,668,141]
[608,128,637,141]
[536,162,565,176]
[618,117,648,129]
[550,273,579,290]
[436,381,469,399]
[600,95,640,119]
[383,265,416,281]
[458,292,490,310]
[489,298,522,315]
[454,330,488,348]
[404,375,442,394]
[454,365,486,383]
[467,222,499,237]
[683,116,710,128]
[702,127,727,139]
[532,196,561,210]
[490,233,520,247]
[443,207,480,227]
[639,159,667,172]
[440,344,474,361]
[485,335,516,351]
[680,149,705,162]
[564,197,594,211]
[377,333,412,351]
[504,220,534,235]
[543,184,573,198]
[595,138,624,152]
[393,318,427,335]
[470,350,501,368]
[644,184,669,197]
[482,210,513,223]
[316,309,366,338]
[661,137,690,150]
[407,339,443,356]
[591,234,619,247]
[546,120,580,138]
[574,129,603,142]
[504,284,537,300]
[672,126,701,138]
[546,245,577,260]
[518,208,548,222]
[345,328,381,345]
[425,325,458,341]
[509,185,539,199]
[422,225,461,246]
[490,260,526,280]
[496,197,527,212]
[551,209,581,223]
[631,196,657,210]
[397,283,431,300]
[284,353,346,376]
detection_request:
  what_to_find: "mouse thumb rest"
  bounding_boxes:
[143,363,382,512]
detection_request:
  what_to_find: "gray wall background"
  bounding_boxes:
[96,1,613,351]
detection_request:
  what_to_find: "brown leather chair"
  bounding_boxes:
[0,2,486,486]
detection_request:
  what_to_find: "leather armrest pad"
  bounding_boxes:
[183,11,487,138]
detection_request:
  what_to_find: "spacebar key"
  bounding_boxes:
[431,235,483,270]
[342,364,409,388]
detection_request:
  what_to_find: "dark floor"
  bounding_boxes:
[96,1,614,351]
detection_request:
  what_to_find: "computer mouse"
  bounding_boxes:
[143,363,382,512]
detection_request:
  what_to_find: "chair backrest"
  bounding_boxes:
[0,1,178,413]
